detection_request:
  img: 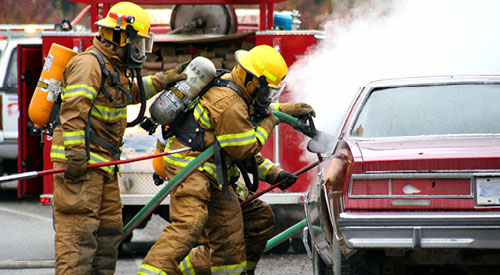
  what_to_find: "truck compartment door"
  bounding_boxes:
[17,44,43,198]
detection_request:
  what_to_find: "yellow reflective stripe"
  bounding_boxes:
[211,261,247,275]
[50,145,66,160]
[255,126,269,145]
[246,261,257,271]
[217,130,257,148]
[91,104,127,121]
[179,255,195,275]
[270,102,280,111]
[163,136,217,181]
[62,130,85,146]
[50,145,115,175]
[62,84,97,100]
[138,264,167,275]
[255,59,277,83]
[235,178,246,201]
[193,103,212,129]
[163,152,217,179]
[258,158,274,181]
[143,75,157,99]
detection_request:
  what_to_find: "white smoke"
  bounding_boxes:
[285,0,500,161]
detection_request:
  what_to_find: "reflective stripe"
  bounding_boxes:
[270,102,280,111]
[50,145,66,159]
[211,261,247,275]
[235,178,246,201]
[179,255,195,275]
[246,261,257,271]
[163,151,217,179]
[91,104,127,121]
[255,126,269,145]
[193,103,212,129]
[138,264,167,275]
[143,75,157,99]
[217,130,257,148]
[62,84,97,100]
[255,58,277,82]
[62,130,85,146]
[50,145,115,175]
[258,158,274,181]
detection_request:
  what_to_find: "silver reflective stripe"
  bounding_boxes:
[217,133,256,148]
[255,127,268,144]
[143,75,157,99]
[258,159,274,180]
[180,258,193,275]
[211,264,247,275]
[138,267,161,275]
[91,105,127,121]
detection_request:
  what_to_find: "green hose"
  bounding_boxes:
[264,219,307,252]
[272,110,300,128]
[122,145,214,240]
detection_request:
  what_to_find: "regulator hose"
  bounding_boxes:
[126,68,147,127]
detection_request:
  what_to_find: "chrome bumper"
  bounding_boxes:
[337,212,500,249]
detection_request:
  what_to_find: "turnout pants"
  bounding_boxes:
[181,195,274,274]
[139,170,246,275]
[52,161,123,275]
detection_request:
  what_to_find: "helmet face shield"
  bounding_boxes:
[270,81,286,102]
[127,31,153,66]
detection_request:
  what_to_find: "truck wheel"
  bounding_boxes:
[313,248,333,275]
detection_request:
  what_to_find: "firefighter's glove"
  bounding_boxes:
[282,103,316,118]
[161,63,187,88]
[64,152,88,180]
[275,171,298,190]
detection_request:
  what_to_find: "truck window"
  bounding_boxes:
[4,49,17,93]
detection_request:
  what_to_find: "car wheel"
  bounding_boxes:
[313,248,333,275]
[332,240,379,275]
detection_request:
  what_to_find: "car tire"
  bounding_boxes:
[313,247,333,275]
[332,240,379,275]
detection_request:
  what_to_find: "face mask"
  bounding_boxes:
[125,25,154,69]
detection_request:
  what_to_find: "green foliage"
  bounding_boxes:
[0,0,85,24]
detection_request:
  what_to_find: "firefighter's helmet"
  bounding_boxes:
[95,1,152,47]
[235,45,288,89]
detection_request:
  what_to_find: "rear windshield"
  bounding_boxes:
[351,84,500,138]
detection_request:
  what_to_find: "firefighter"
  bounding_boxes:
[138,45,312,275]
[172,102,314,274]
[50,2,186,274]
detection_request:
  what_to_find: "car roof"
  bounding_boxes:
[364,75,500,88]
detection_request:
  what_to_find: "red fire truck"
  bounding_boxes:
[16,0,322,251]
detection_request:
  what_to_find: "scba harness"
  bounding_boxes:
[163,69,260,197]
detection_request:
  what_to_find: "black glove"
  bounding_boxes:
[275,171,298,190]
[64,152,87,180]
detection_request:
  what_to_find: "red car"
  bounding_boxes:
[304,75,500,274]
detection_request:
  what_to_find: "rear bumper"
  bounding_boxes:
[337,212,500,249]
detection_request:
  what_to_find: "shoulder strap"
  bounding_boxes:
[88,50,114,102]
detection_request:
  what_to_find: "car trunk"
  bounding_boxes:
[344,136,500,210]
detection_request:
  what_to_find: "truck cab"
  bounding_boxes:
[0,28,47,175]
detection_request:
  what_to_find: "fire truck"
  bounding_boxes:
[15,0,322,251]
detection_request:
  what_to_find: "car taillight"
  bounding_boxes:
[351,179,389,195]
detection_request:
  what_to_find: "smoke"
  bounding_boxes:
[285,0,500,160]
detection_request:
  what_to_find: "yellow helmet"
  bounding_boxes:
[96,1,152,46]
[235,45,288,89]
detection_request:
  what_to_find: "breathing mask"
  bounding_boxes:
[252,76,286,121]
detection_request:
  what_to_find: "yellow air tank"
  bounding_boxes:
[28,43,77,135]
[153,135,167,179]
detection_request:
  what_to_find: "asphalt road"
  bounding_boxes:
[0,181,312,275]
